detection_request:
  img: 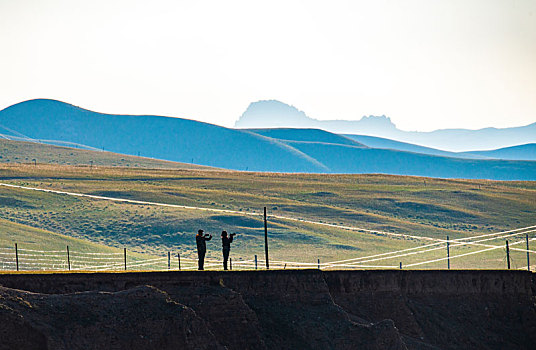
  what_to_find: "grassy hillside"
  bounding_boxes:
[0,218,121,253]
[0,218,162,272]
[0,139,214,169]
[1,163,534,270]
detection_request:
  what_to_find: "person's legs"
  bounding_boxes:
[198,250,205,270]
[223,247,230,270]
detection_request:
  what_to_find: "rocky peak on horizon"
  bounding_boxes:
[235,100,310,128]
[234,100,396,131]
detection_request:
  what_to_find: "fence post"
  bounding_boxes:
[318,259,320,270]
[168,251,170,270]
[264,207,269,269]
[255,255,258,270]
[230,258,232,270]
[447,236,450,270]
[399,262,402,270]
[124,248,127,271]
[15,243,19,272]
[67,245,70,271]
[506,241,510,270]
[526,234,530,272]
[178,252,181,271]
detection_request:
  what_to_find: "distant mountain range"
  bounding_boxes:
[1,99,535,180]
[463,143,536,161]
[346,135,536,161]
[235,100,536,152]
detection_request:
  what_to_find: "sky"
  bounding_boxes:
[1,0,535,131]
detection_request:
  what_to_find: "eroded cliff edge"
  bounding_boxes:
[0,270,534,350]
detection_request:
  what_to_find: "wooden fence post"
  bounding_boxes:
[168,251,170,270]
[124,248,127,271]
[255,255,258,270]
[178,252,181,271]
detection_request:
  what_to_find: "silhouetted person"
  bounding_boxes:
[196,229,212,270]
[221,231,236,270]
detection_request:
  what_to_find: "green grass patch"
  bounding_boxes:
[0,162,535,270]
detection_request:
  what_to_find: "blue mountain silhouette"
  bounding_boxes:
[0,99,327,172]
[1,99,535,180]
[350,134,536,161]
[236,100,536,152]
[463,144,536,161]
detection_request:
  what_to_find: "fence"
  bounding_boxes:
[1,225,534,272]
[1,182,534,272]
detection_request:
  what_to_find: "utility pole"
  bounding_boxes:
[67,245,70,271]
[264,207,269,269]
[447,236,450,270]
[526,234,531,272]
[506,241,511,270]
[15,243,19,271]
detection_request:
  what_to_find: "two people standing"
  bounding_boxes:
[196,229,236,270]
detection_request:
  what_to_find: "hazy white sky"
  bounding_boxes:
[1,0,535,131]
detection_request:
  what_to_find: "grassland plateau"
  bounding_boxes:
[0,138,534,270]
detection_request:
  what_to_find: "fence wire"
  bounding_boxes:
[1,226,534,272]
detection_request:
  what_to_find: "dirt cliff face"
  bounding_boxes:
[0,270,534,350]
[324,270,536,350]
[0,285,223,350]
